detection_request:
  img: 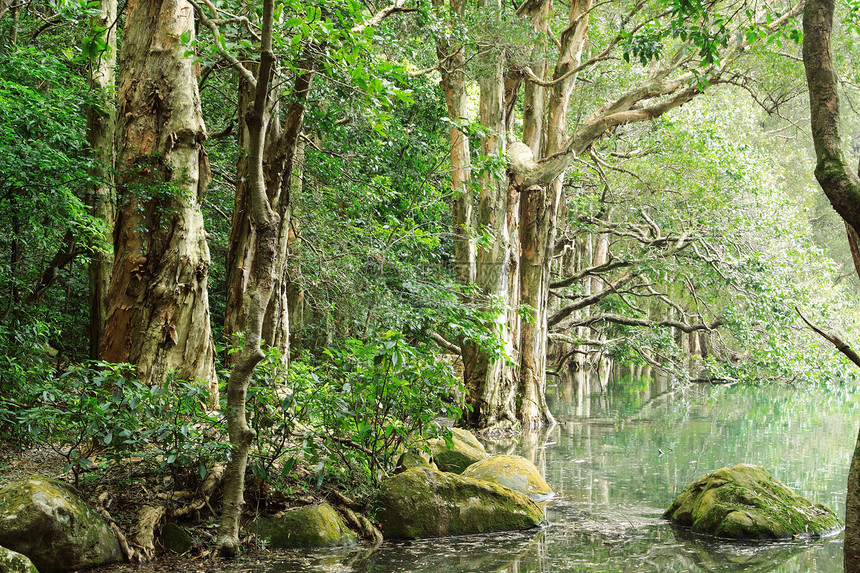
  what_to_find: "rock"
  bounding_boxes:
[377,467,545,539]
[394,450,438,474]
[462,455,553,501]
[428,428,487,474]
[159,522,193,554]
[250,504,356,549]
[663,464,841,539]
[0,476,122,573]
[0,546,39,573]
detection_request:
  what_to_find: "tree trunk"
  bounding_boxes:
[102,0,217,395]
[461,3,518,431]
[223,57,313,368]
[516,0,591,428]
[216,2,279,552]
[435,0,474,288]
[802,2,860,570]
[217,2,315,553]
[86,0,117,359]
[222,71,257,354]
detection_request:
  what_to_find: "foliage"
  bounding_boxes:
[0,357,227,488]
[0,44,103,358]
[245,332,461,494]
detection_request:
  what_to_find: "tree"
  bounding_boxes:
[433,0,804,430]
[802,0,860,569]
[101,0,217,393]
[194,0,416,552]
[85,0,118,359]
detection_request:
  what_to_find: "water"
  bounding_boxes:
[115,366,860,572]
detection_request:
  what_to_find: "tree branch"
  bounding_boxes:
[429,332,461,355]
[795,306,860,369]
[563,313,723,333]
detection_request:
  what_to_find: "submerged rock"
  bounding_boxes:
[663,464,841,539]
[377,467,545,539]
[428,428,488,474]
[251,503,356,549]
[0,546,39,573]
[0,476,122,573]
[462,455,553,501]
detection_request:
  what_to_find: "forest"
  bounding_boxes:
[3,0,860,570]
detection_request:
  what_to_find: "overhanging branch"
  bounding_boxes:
[795,306,860,369]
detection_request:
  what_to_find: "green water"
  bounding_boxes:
[121,367,860,572]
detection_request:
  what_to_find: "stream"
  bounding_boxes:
[115,366,860,572]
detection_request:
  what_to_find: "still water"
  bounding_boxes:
[148,367,860,572]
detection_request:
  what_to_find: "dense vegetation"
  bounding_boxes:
[2,0,860,564]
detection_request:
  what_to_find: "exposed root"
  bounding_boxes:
[132,505,167,562]
[96,506,135,562]
[172,463,224,519]
[340,507,383,545]
[329,490,364,512]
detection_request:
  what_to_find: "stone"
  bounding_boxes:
[428,428,487,474]
[663,464,841,539]
[250,503,356,549]
[377,467,545,539]
[0,546,39,573]
[159,522,193,554]
[462,455,554,501]
[394,449,438,474]
[0,477,122,573]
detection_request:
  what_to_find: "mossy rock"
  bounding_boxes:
[394,450,438,474]
[462,455,553,501]
[159,522,193,554]
[377,467,545,539]
[428,428,488,474]
[0,477,122,573]
[663,464,841,539]
[0,546,39,573]
[250,503,356,549]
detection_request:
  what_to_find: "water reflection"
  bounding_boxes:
[100,367,859,573]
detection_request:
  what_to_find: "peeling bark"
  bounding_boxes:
[103,0,216,394]
[435,0,475,287]
[461,2,518,431]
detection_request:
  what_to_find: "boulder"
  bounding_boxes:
[663,464,841,539]
[0,477,122,573]
[159,522,193,554]
[462,455,553,501]
[250,503,356,549]
[428,428,487,474]
[394,449,438,474]
[0,546,39,573]
[377,467,545,539]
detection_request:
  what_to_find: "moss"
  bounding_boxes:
[427,429,487,474]
[461,455,553,501]
[394,450,437,474]
[251,504,356,549]
[664,464,841,539]
[0,477,122,573]
[377,468,545,539]
[159,523,193,554]
[0,546,39,573]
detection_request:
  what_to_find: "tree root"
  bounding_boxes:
[96,505,135,562]
[132,505,167,562]
[172,463,225,519]
[339,507,383,545]
[329,490,364,512]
